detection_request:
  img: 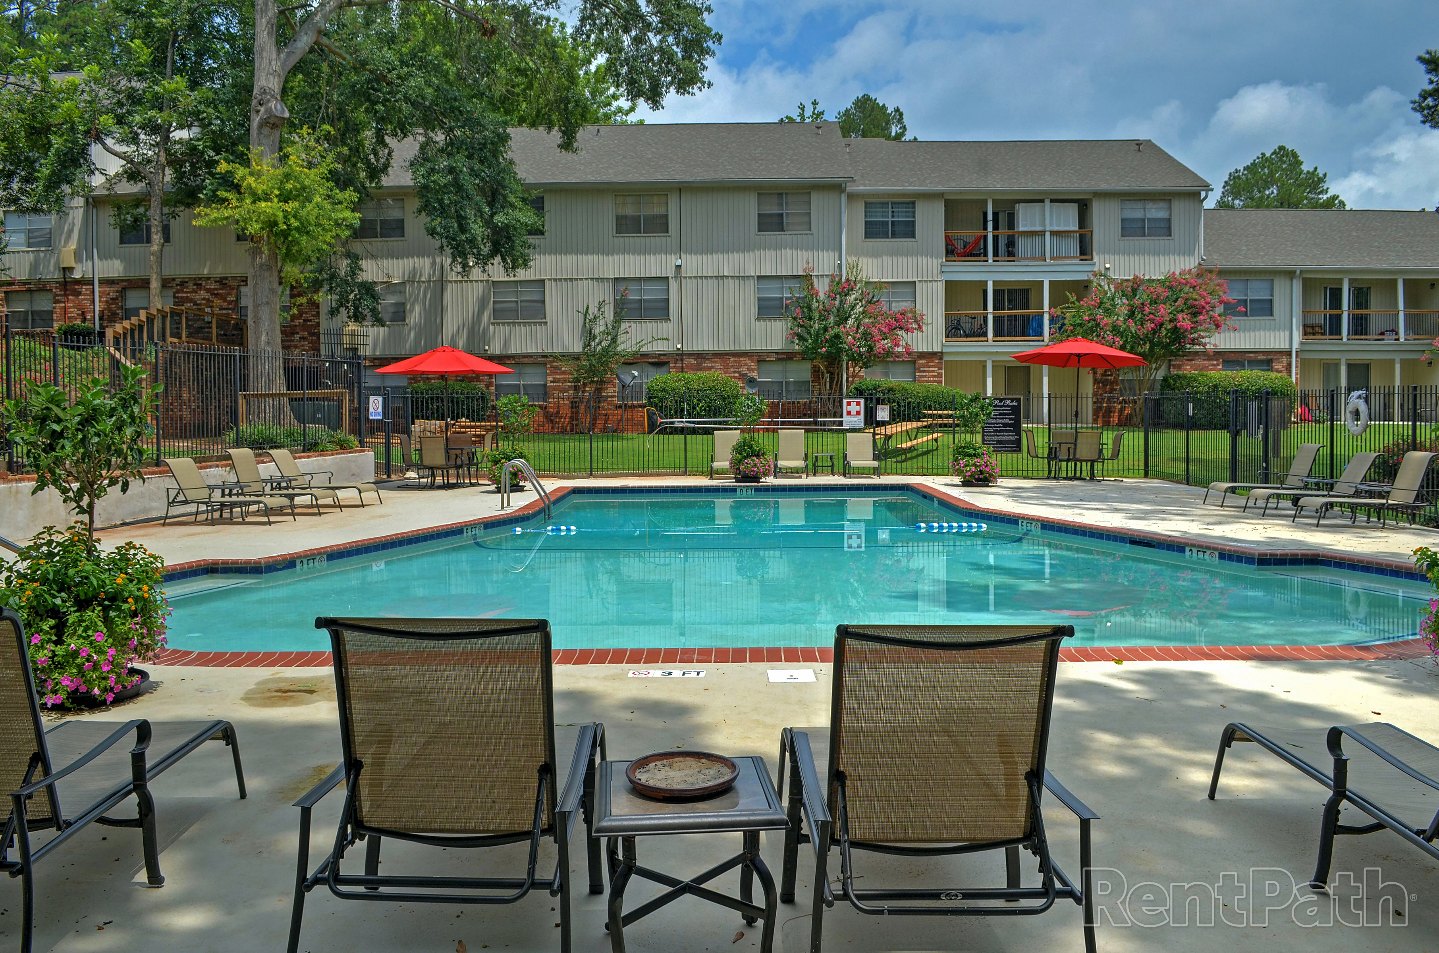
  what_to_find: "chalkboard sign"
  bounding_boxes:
[981,398,1022,452]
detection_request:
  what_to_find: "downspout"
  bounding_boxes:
[674,186,683,370]
[1290,269,1301,384]
[839,182,848,394]
[89,195,101,332]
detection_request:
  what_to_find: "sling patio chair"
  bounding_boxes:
[842,431,880,478]
[776,428,808,478]
[224,448,324,516]
[1245,451,1377,515]
[1292,451,1437,526]
[288,617,606,953]
[415,434,466,487]
[778,623,1098,953]
[1209,721,1439,890]
[269,448,383,507]
[162,456,291,524]
[1203,442,1321,506]
[1,608,245,953]
[709,429,740,480]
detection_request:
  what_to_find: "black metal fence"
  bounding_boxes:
[2,329,365,471]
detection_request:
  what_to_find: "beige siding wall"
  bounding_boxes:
[1212,270,1294,351]
[1,201,84,280]
[1300,276,1401,311]
[1091,194,1201,276]
[847,193,945,282]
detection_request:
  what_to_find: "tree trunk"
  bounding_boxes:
[146,157,166,328]
[247,0,290,389]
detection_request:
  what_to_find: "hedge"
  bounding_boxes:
[646,372,745,421]
[847,379,992,429]
[409,380,490,421]
[1158,371,1299,429]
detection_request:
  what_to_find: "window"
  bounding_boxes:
[356,198,404,239]
[1221,359,1273,372]
[378,283,407,324]
[614,278,669,320]
[122,287,172,320]
[617,362,668,403]
[496,363,547,402]
[863,201,916,240]
[118,220,170,245]
[526,194,545,237]
[757,192,811,233]
[865,361,916,382]
[236,285,291,322]
[493,280,545,323]
[756,276,804,319]
[3,211,53,249]
[985,287,1031,311]
[756,359,812,399]
[1224,279,1274,318]
[614,194,668,235]
[5,290,53,330]
[1120,199,1171,238]
[877,281,918,312]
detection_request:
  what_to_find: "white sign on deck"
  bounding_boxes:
[628,670,706,678]
[368,395,384,420]
[767,669,816,683]
[843,398,865,429]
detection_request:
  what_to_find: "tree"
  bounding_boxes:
[836,93,910,141]
[786,262,925,395]
[553,297,663,433]
[1214,146,1346,209]
[1052,269,1234,394]
[244,0,721,360]
[0,364,157,541]
[1414,49,1439,129]
[780,99,826,123]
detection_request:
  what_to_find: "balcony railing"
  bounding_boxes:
[944,229,1093,263]
[944,310,1054,343]
[1300,310,1439,341]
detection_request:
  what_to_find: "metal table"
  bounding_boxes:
[810,452,836,476]
[594,756,787,953]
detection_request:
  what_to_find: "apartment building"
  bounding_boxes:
[3,121,1436,410]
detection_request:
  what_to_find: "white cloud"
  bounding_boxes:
[1335,128,1439,210]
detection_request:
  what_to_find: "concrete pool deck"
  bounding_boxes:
[7,476,1439,953]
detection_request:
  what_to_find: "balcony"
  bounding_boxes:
[945,310,1056,343]
[944,229,1093,264]
[1300,310,1439,342]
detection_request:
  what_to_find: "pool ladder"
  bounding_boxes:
[499,459,553,519]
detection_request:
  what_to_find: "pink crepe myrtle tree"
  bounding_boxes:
[786,263,925,395]
[1050,268,1234,394]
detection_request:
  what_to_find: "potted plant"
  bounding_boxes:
[950,442,999,486]
[729,433,771,483]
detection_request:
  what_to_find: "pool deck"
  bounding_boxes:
[9,476,1439,953]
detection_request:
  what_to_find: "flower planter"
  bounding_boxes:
[961,478,996,487]
[71,668,152,708]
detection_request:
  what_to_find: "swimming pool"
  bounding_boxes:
[164,488,1427,653]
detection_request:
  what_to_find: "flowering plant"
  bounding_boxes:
[0,524,168,706]
[729,433,771,481]
[786,260,926,394]
[1413,547,1439,660]
[950,443,999,483]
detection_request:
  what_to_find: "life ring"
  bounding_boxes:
[1343,393,1369,436]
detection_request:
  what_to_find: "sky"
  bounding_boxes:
[638,0,1439,210]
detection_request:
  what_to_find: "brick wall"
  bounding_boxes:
[1170,350,1292,377]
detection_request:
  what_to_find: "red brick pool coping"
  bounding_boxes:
[155,482,1431,667]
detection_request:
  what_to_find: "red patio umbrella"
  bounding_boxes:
[374,346,514,435]
[1011,337,1146,428]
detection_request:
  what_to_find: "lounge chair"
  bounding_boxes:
[776,428,808,478]
[1208,721,1439,889]
[1246,451,1377,515]
[710,429,740,480]
[1203,442,1321,506]
[778,623,1098,953]
[842,431,879,477]
[162,456,291,523]
[1293,451,1436,526]
[225,448,324,515]
[288,617,605,953]
[270,448,383,507]
[1,608,246,953]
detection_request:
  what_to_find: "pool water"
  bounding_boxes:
[166,491,1428,652]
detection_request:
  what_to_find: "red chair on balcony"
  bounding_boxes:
[945,233,985,260]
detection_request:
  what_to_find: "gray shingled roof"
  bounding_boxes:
[383,123,1210,191]
[843,138,1209,191]
[1205,208,1439,269]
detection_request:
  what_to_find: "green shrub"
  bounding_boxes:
[223,423,358,451]
[482,447,529,485]
[1375,437,1439,483]
[646,372,744,421]
[56,322,97,343]
[408,380,490,421]
[729,432,771,479]
[1159,371,1299,429]
[847,379,992,429]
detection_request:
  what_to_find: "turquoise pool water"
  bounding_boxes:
[166,490,1428,652]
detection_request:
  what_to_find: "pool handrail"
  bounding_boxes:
[500,459,552,519]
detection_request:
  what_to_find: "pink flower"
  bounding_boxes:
[94,633,105,642]
[30,634,40,644]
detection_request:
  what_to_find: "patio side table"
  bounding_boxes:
[810,452,836,476]
[593,756,787,953]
